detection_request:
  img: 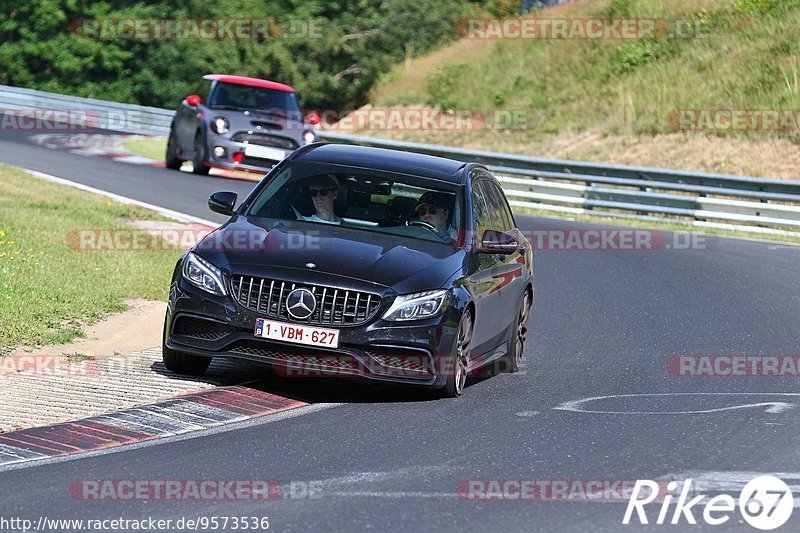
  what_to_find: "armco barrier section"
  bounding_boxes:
[3,85,800,233]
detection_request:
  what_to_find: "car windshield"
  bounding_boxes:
[247,162,463,244]
[207,82,301,115]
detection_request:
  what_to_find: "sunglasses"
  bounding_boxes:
[417,206,440,216]
[309,188,335,197]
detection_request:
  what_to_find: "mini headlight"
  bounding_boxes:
[382,289,449,322]
[211,116,229,134]
[182,252,227,296]
[303,130,316,145]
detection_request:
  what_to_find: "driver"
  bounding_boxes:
[415,191,455,239]
[304,175,342,224]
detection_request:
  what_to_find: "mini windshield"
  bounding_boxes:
[207,82,301,116]
[247,162,463,244]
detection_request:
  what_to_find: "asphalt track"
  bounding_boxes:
[1,126,800,532]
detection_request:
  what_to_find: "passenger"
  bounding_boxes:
[415,191,456,239]
[305,175,342,224]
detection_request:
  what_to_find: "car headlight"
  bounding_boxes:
[302,130,316,145]
[182,252,227,296]
[211,116,229,134]
[382,289,449,322]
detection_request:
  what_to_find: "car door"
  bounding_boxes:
[175,79,212,151]
[465,176,508,357]
[482,179,527,340]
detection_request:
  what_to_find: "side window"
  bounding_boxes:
[474,178,505,231]
[485,181,515,230]
[471,179,492,237]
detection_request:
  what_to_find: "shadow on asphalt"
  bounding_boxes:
[150,357,489,404]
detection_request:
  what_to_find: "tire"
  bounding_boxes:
[162,344,212,376]
[165,129,183,170]
[191,130,210,175]
[439,309,473,398]
[496,289,531,374]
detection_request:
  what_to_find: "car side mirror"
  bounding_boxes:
[185,94,202,107]
[208,192,238,216]
[478,230,518,254]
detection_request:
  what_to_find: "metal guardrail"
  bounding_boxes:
[316,133,800,233]
[0,84,173,137]
[2,84,800,234]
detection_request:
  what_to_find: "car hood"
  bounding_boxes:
[208,109,308,134]
[194,217,466,292]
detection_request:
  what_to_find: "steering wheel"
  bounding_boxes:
[406,219,438,233]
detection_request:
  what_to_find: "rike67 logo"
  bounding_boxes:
[624,476,793,530]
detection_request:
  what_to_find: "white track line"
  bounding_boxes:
[22,169,218,227]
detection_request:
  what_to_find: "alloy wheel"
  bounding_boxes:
[455,311,472,395]
[515,291,531,368]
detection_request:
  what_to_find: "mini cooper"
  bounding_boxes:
[165,74,318,174]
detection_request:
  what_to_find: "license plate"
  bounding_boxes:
[254,318,339,348]
[244,145,286,161]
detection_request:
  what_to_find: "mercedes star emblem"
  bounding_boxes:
[306,262,316,269]
[286,288,316,320]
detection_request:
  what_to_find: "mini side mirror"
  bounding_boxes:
[185,94,202,107]
[306,112,321,126]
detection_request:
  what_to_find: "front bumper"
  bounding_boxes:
[205,135,298,173]
[165,277,461,387]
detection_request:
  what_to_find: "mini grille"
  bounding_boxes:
[241,155,278,167]
[230,132,297,150]
[230,276,382,326]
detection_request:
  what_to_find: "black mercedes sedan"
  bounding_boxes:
[163,143,533,397]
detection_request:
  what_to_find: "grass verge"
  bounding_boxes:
[0,165,183,355]
[122,136,167,161]
[362,0,800,178]
[374,0,800,139]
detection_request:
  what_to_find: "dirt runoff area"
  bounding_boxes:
[0,300,264,433]
[8,298,165,360]
[0,219,258,433]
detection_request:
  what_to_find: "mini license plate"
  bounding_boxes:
[244,144,286,161]
[254,318,339,349]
